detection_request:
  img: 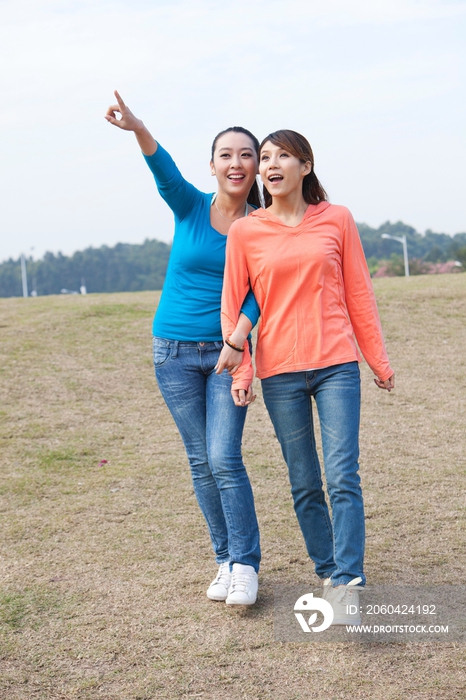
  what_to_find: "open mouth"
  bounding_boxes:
[228,174,245,181]
[268,174,283,183]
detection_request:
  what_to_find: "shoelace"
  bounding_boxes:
[214,563,231,585]
[334,579,363,604]
[230,572,254,592]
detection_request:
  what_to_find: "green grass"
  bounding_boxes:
[0,587,65,631]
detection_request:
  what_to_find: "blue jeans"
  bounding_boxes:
[153,337,260,572]
[261,362,365,586]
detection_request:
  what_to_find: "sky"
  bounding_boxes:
[1,0,465,263]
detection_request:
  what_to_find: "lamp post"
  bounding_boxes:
[20,253,28,297]
[20,247,35,297]
[381,234,409,277]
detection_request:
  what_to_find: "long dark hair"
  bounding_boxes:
[260,129,328,208]
[211,126,262,209]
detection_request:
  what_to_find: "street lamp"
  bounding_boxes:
[381,234,409,277]
[20,247,35,297]
[20,253,28,297]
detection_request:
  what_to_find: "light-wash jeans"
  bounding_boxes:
[153,336,261,572]
[261,362,365,586]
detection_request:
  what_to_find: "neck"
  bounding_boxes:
[267,191,308,226]
[214,192,248,220]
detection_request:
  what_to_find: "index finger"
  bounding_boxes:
[114,90,126,109]
[105,104,120,118]
[215,359,225,374]
[235,389,247,406]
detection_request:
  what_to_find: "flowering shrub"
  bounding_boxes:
[372,258,463,277]
[425,261,463,274]
[372,254,405,277]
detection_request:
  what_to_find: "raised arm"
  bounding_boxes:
[105,90,157,156]
[106,91,201,220]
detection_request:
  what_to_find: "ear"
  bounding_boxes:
[302,161,312,177]
[210,160,215,176]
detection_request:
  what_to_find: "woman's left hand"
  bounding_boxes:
[215,344,244,375]
[374,373,395,392]
[231,385,256,407]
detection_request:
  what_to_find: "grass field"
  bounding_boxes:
[1,274,465,699]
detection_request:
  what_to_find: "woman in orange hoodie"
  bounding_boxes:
[219,130,395,625]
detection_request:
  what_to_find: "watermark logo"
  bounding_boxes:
[276,585,464,642]
[294,593,334,633]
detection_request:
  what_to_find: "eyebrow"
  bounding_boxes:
[261,148,286,155]
[217,147,254,152]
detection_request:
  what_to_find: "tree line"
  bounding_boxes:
[0,239,171,298]
[359,220,466,262]
[1,221,465,298]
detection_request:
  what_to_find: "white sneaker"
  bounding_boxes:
[322,576,363,625]
[206,562,231,601]
[225,564,258,606]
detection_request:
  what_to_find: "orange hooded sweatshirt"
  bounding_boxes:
[222,202,393,383]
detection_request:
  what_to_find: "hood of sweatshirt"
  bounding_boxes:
[250,200,332,226]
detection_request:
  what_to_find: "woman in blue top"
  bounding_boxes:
[105,91,261,605]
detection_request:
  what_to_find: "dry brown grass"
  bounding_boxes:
[0,275,465,699]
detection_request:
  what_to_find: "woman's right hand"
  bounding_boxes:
[105,91,157,156]
[105,90,143,131]
[374,373,395,392]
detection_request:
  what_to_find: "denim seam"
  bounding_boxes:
[305,394,335,548]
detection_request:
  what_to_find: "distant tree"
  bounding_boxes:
[366,256,380,276]
[385,253,406,277]
[455,246,466,269]
[423,245,446,263]
[0,239,171,298]
[0,259,23,297]
[409,259,431,275]
[358,222,466,261]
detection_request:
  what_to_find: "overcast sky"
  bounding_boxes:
[1,0,465,262]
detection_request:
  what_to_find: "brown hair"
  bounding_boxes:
[211,127,261,209]
[260,129,328,208]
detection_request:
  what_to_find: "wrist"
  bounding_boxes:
[133,120,148,136]
[136,125,158,157]
[225,338,244,352]
[228,331,246,348]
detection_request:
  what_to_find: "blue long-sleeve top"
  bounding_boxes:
[144,144,260,341]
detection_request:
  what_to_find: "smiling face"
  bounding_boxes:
[210,131,258,198]
[259,141,311,200]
